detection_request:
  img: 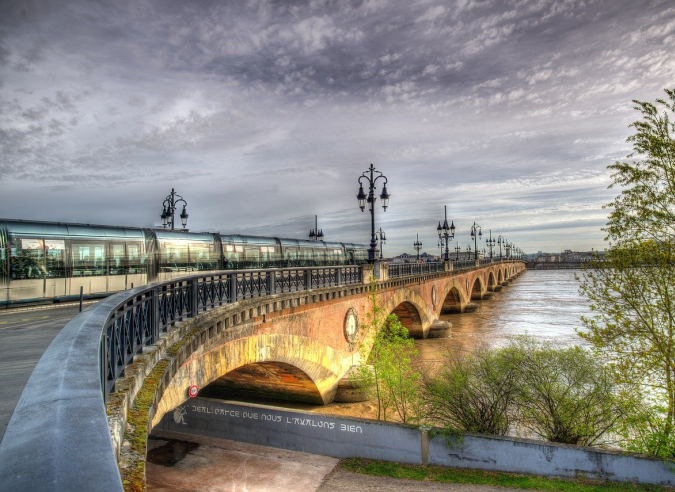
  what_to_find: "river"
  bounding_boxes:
[416,268,592,364]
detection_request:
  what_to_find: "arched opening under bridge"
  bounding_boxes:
[199,361,324,404]
[391,301,424,338]
[441,286,463,314]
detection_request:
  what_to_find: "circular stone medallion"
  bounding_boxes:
[344,308,359,348]
[431,285,437,309]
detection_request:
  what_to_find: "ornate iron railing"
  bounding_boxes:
[100,266,362,398]
[388,262,444,278]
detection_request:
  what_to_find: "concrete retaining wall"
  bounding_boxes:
[159,398,675,486]
[158,398,421,464]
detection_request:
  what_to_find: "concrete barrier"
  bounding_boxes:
[159,398,675,486]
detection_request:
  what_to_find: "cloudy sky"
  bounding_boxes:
[1,0,674,256]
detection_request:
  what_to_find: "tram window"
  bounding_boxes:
[284,247,298,267]
[71,242,106,276]
[10,238,46,279]
[301,248,313,267]
[160,241,189,272]
[259,246,277,268]
[312,248,324,266]
[45,239,66,278]
[127,243,146,274]
[109,243,125,275]
[0,247,6,280]
[244,247,261,269]
[189,244,214,271]
[223,244,243,269]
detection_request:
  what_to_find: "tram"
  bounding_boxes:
[0,219,368,306]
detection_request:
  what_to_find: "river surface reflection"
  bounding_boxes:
[416,269,592,366]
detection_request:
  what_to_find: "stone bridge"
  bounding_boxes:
[143,261,525,430]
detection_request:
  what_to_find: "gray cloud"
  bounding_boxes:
[0,0,674,254]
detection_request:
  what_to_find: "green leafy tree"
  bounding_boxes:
[580,240,675,455]
[351,287,421,423]
[513,339,627,446]
[605,88,675,244]
[422,345,521,435]
[579,88,675,457]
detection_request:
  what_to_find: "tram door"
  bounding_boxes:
[44,239,67,299]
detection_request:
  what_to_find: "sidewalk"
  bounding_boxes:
[147,431,532,492]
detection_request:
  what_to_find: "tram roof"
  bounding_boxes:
[0,219,146,240]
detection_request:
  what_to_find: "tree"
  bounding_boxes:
[580,88,675,457]
[351,287,421,423]
[513,339,627,446]
[605,88,675,244]
[422,345,521,435]
[580,240,675,455]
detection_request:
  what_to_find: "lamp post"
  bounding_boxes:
[436,205,456,261]
[470,221,482,260]
[413,234,422,261]
[376,227,386,259]
[497,235,505,259]
[309,215,324,241]
[454,243,461,261]
[485,230,496,259]
[160,188,189,231]
[356,163,390,263]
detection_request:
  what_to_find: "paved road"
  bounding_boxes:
[0,304,89,442]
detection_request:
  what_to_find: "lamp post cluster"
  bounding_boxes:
[309,215,324,241]
[356,163,390,263]
[160,188,189,231]
[470,221,482,260]
[413,234,422,261]
[436,205,456,261]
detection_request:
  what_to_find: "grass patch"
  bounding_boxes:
[339,458,674,491]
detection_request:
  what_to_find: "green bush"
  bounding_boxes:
[422,346,521,435]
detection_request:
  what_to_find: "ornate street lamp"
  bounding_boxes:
[376,227,386,259]
[357,163,390,263]
[160,188,189,231]
[497,235,505,259]
[413,234,422,261]
[485,230,496,259]
[309,215,324,241]
[454,242,461,261]
[436,205,456,261]
[470,221,482,260]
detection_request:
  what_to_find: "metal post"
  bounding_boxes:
[79,286,83,313]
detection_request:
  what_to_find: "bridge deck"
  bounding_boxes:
[0,304,94,443]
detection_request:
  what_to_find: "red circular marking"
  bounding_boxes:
[188,385,199,398]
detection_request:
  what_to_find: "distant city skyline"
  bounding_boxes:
[1,1,674,255]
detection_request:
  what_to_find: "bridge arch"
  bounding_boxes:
[152,333,349,426]
[439,280,468,314]
[381,289,430,338]
[470,276,484,300]
[487,271,497,291]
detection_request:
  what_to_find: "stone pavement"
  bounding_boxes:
[147,431,532,492]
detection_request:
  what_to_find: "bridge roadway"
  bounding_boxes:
[0,303,97,442]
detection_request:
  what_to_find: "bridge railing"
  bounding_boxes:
[388,262,444,278]
[102,265,362,397]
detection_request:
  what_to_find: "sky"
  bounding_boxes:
[1,0,675,256]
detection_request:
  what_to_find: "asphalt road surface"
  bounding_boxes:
[0,304,89,442]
